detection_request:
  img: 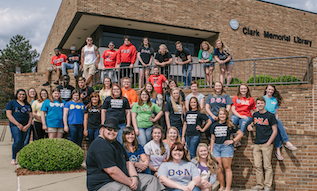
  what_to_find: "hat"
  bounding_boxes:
[54,48,59,51]
[100,117,120,129]
[70,46,76,51]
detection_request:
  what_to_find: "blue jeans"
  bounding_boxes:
[23,126,31,146]
[68,124,83,147]
[186,135,201,159]
[230,115,252,134]
[116,123,127,144]
[87,128,100,144]
[165,186,200,191]
[137,126,153,147]
[275,119,290,148]
[182,64,192,86]
[62,62,79,77]
[10,126,28,159]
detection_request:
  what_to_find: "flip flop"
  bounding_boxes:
[285,145,297,151]
[275,153,284,161]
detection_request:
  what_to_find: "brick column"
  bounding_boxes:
[313,58,317,130]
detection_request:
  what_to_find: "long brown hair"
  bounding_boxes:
[87,92,102,109]
[189,97,201,112]
[50,88,62,103]
[264,85,283,106]
[218,108,235,130]
[37,89,49,103]
[151,125,167,155]
[111,83,123,99]
[237,83,251,99]
[216,39,230,55]
[171,88,184,114]
[168,142,189,162]
[212,81,226,97]
[122,126,139,153]
[194,143,218,174]
[165,127,181,147]
[138,89,152,107]
[144,82,157,99]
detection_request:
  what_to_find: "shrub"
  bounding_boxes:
[225,78,244,85]
[17,138,84,171]
[93,84,103,90]
[247,75,275,84]
[177,81,184,87]
[275,75,301,83]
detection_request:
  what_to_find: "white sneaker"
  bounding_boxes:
[263,187,271,191]
[250,186,263,191]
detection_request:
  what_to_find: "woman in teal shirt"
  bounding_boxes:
[198,41,214,86]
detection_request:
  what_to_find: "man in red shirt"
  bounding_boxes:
[101,41,118,83]
[148,66,169,107]
[116,36,136,84]
[43,48,67,86]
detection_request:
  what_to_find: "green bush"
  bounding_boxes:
[225,78,244,85]
[17,138,84,171]
[93,84,103,90]
[247,75,275,84]
[275,75,301,83]
[177,81,184,87]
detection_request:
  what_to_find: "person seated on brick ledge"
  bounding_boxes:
[263,85,297,161]
[62,46,80,79]
[247,97,278,191]
[86,117,165,191]
[43,48,67,86]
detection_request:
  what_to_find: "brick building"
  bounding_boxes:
[14,0,317,190]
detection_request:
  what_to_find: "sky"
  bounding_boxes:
[0,0,316,56]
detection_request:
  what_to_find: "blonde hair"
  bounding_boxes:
[216,39,230,55]
[171,88,184,114]
[200,41,214,54]
[218,108,235,130]
[194,143,218,174]
[212,81,226,97]
[165,127,181,147]
[158,44,169,54]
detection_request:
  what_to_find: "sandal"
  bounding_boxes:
[275,153,284,161]
[285,144,297,151]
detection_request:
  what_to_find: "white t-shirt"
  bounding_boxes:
[144,140,170,168]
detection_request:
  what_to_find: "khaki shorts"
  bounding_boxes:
[83,64,96,78]
[47,66,62,72]
[47,127,64,133]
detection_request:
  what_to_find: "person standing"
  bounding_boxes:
[78,77,95,105]
[148,66,169,108]
[43,48,67,86]
[198,41,214,86]
[248,97,278,191]
[24,88,37,145]
[81,37,100,87]
[62,46,81,78]
[154,44,173,79]
[86,117,165,191]
[31,89,49,140]
[56,74,75,102]
[137,37,154,88]
[116,36,137,83]
[6,89,33,165]
[63,90,85,147]
[101,41,118,83]
[174,41,192,87]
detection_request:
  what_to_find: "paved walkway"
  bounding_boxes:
[0,125,250,191]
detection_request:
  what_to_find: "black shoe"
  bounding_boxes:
[53,81,59,85]
[43,82,50,86]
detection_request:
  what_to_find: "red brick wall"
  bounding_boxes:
[14,59,317,190]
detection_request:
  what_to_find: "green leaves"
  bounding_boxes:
[17,138,84,172]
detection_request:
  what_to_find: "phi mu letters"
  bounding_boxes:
[254,117,269,125]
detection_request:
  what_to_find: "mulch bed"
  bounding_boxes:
[15,166,86,176]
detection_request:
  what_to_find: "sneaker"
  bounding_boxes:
[53,81,59,85]
[250,186,263,191]
[263,187,271,191]
[42,82,50,86]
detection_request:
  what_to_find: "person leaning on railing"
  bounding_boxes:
[198,41,214,87]
[154,44,173,81]
[137,37,154,88]
[174,41,193,87]
[101,41,118,84]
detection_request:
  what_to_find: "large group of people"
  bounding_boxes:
[6,36,298,191]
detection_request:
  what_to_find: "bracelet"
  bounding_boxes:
[232,139,235,144]
[132,175,139,181]
[84,129,88,131]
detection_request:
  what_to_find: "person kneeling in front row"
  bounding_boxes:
[86,117,165,191]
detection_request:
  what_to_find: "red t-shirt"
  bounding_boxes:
[232,95,256,118]
[148,74,167,94]
[102,49,117,68]
[51,54,67,66]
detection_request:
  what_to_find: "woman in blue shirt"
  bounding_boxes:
[41,88,66,139]
[6,89,33,165]
[264,85,297,160]
[63,89,85,146]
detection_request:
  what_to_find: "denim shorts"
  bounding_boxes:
[203,62,215,68]
[220,61,234,66]
[213,143,234,158]
[139,66,151,70]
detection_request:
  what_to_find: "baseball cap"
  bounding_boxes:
[70,46,76,51]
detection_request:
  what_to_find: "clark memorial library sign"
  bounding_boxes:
[242,27,313,47]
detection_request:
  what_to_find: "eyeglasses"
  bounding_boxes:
[106,127,119,132]
[109,45,114,46]
[87,39,93,41]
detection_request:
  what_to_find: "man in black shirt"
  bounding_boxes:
[78,77,94,105]
[62,46,81,78]
[174,41,192,87]
[248,97,277,191]
[86,117,165,191]
[56,75,75,102]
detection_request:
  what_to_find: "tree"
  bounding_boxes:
[0,35,39,108]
